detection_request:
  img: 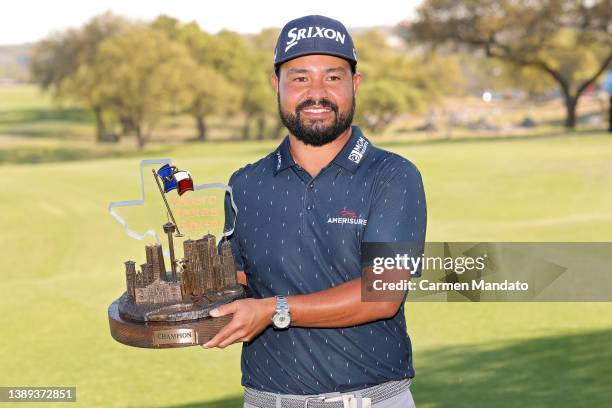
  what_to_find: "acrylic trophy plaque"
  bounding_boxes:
[107,159,247,348]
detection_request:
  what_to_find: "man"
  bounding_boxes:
[203,15,426,408]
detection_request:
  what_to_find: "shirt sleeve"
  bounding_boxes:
[362,160,427,272]
[220,173,245,271]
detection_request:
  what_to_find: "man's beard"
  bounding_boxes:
[278,92,355,146]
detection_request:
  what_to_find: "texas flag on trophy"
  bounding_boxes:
[174,170,194,196]
[156,164,194,196]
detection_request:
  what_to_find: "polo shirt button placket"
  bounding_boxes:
[302,177,317,237]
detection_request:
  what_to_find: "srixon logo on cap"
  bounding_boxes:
[285,26,346,52]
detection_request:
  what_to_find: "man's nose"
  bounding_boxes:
[305,77,328,101]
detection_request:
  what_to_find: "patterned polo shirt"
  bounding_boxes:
[223,125,426,394]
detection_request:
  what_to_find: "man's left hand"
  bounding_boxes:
[202,298,276,349]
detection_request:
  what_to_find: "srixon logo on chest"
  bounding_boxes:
[285,26,346,52]
[327,210,368,225]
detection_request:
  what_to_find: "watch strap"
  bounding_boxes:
[275,295,289,313]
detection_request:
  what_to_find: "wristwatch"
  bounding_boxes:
[272,295,291,329]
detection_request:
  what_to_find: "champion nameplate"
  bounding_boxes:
[153,328,197,346]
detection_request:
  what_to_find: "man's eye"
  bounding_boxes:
[293,77,307,82]
[328,76,341,81]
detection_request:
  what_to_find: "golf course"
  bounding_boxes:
[1,85,611,407]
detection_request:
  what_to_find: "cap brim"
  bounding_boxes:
[275,51,357,70]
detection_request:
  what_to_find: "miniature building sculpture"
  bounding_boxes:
[123,228,237,305]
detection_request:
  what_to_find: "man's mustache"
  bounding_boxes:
[296,99,339,114]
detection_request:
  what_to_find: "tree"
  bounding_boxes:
[353,30,454,133]
[407,0,612,129]
[93,27,193,148]
[187,66,240,141]
[30,28,81,94]
[156,22,278,140]
[211,30,277,139]
[151,14,182,40]
[357,81,409,133]
[163,22,243,141]
[30,12,131,142]
[244,28,281,140]
[241,74,276,140]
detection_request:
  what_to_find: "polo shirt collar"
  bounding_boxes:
[273,136,295,175]
[332,126,371,173]
[272,125,371,175]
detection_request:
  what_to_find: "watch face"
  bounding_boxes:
[273,312,290,329]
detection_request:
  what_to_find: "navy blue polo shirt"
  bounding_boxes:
[223,125,426,394]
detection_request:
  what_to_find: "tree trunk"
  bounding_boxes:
[134,123,146,148]
[242,114,251,140]
[196,116,207,141]
[120,116,133,136]
[256,116,266,140]
[563,95,578,129]
[542,54,611,130]
[94,106,114,143]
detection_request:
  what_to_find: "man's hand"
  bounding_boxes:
[202,297,276,349]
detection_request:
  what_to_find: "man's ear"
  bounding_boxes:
[270,71,279,93]
[352,71,361,93]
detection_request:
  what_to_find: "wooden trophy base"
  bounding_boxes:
[108,300,232,348]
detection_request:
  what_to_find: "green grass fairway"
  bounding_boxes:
[1,85,612,407]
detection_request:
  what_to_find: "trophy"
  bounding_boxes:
[107,160,247,348]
